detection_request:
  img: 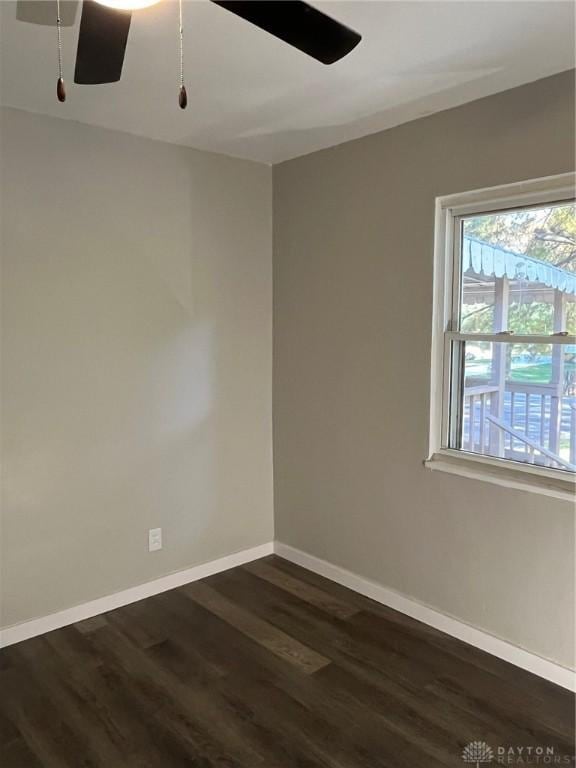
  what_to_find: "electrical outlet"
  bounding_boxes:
[148,528,162,552]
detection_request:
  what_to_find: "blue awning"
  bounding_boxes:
[463,236,576,296]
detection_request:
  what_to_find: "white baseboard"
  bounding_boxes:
[274,542,576,692]
[3,539,574,692]
[0,542,274,649]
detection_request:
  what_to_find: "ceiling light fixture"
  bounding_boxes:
[94,0,161,10]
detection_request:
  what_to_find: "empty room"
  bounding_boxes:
[0,0,575,765]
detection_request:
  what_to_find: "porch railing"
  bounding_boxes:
[463,384,576,471]
[485,414,576,472]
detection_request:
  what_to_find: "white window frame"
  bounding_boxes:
[426,173,576,502]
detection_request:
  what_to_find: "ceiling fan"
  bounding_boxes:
[17,0,361,103]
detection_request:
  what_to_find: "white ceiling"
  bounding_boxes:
[1,0,574,164]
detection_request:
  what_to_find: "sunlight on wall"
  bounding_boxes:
[151,323,214,437]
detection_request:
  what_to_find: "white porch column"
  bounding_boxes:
[489,276,509,456]
[549,289,566,455]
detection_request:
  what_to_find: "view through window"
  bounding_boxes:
[448,201,576,472]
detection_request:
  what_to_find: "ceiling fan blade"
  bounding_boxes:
[74,0,132,84]
[210,1,361,65]
[16,0,78,27]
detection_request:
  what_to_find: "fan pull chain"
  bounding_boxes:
[56,0,66,102]
[178,0,187,109]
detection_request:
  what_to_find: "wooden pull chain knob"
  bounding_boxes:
[57,77,66,103]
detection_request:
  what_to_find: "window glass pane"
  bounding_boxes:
[450,341,575,472]
[460,202,576,336]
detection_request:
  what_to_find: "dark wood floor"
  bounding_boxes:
[1,556,574,767]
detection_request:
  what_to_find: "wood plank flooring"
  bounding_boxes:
[1,555,574,767]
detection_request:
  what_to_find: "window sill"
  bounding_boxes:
[425,452,575,502]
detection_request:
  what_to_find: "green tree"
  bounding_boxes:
[462,203,575,334]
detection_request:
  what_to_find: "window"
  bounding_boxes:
[428,175,576,498]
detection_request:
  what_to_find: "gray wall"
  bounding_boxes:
[2,71,574,668]
[0,107,273,628]
[273,70,576,669]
